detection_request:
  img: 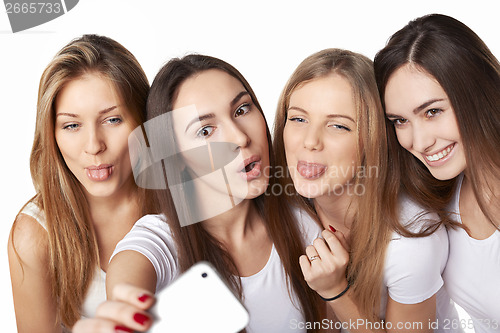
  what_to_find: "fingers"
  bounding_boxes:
[111,283,155,310]
[321,230,349,260]
[73,318,134,333]
[94,300,153,332]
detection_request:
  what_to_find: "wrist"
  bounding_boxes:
[319,280,350,302]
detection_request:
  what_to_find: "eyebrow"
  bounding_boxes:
[56,105,118,118]
[185,113,216,133]
[288,106,355,123]
[184,91,250,133]
[386,98,445,118]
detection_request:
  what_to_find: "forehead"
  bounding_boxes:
[173,69,245,110]
[289,73,355,117]
[385,65,448,114]
[56,73,120,110]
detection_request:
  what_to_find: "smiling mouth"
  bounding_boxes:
[424,143,455,163]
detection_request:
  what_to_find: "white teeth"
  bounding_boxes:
[425,145,453,162]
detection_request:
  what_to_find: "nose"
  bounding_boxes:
[303,125,323,151]
[411,122,435,153]
[84,126,106,155]
[226,122,250,150]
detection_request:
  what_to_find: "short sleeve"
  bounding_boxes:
[110,214,178,292]
[385,228,447,304]
[384,196,448,304]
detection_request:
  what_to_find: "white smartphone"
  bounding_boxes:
[148,261,249,333]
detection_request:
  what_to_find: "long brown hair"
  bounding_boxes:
[273,48,409,321]
[374,14,500,230]
[12,34,154,327]
[146,54,324,331]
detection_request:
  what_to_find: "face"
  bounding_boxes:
[284,74,358,199]
[384,64,466,180]
[171,69,269,201]
[55,73,136,199]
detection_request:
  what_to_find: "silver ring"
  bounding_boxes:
[309,255,320,262]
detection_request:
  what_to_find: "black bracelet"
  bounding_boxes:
[319,283,351,302]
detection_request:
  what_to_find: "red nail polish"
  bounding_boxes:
[329,225,336,233]
[115,325,133,333]
[138,293,150,302]
[133,312,150,325]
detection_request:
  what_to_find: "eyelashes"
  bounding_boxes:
[195,102,253,139]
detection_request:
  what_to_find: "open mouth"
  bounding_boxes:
[424,143,455,163]
[238,156,262,180]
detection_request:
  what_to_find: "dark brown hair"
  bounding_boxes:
[374,14,500,230]
[146,54,324,331]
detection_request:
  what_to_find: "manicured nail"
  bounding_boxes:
[329,225,336,233]
[133,312,150,325]
[115,325,133,333]
[138,293,151,302]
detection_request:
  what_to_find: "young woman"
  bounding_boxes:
[374,14,500,333]
[7,35,157,332]
[73,54,326,333]
[273,48,462,332]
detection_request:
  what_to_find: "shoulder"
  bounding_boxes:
[397,194,440,233]
[8,212,49,271]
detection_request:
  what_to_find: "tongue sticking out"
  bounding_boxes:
[297,162,326,179]
[87,167,112,181]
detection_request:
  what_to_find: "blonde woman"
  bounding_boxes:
[8,35,157,332]
[273,49,461,332]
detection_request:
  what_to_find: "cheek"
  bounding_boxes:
[395,128,413,151]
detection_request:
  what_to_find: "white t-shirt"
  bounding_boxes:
[443,174,500,333]
[379,195,462,333]
[19,202,106,321]
[111,208,322,333]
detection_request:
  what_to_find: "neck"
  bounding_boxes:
[85,176,141,227]
[202,199,261,245]
[313,188,356,237]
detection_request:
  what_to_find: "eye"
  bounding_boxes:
[425,108,442,118]
[288,116,306,123]
[105,117,123,125]
[62,123,80,131]
[389,118,408,127]
[196,125,215,138]
[234,103,251,117]
[329,124,351,132]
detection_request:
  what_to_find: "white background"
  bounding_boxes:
[1,0,498,331]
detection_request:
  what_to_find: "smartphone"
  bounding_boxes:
[148,261,249,333]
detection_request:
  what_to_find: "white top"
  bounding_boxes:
[20,202,106,319]
[111,208,322,333]
[379,195,462,333]
[443,174,500,333]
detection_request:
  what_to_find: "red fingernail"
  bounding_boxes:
[138,293,151,302]
[133,312,150,325]
[329,225,336,232]
[115,325,133,333]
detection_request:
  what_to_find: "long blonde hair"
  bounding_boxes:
[13,35,153,327]
[273,48,397,320]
